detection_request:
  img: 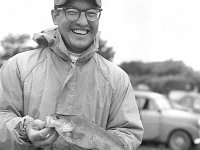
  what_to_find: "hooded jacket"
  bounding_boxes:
[0,28,143,150]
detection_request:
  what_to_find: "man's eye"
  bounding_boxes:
[67,11,78,15]
[87,11,97,16]
[66,9,79,15]
[87,12,96,15]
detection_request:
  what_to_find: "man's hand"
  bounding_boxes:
[26,119,59,148]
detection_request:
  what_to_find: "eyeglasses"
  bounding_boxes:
[55,7,102,22]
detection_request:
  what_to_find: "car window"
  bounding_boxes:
[148,100,157,110]
[154,95,171,109]
[135,96,157,110]
[135,96,146,109]
[179,96,194,107]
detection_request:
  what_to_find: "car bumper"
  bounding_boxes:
[194,138,200,145]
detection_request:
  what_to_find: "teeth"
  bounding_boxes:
[72,29,88,35]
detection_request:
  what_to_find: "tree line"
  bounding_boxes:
[120,60,200,94]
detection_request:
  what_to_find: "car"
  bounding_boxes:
[134,90,200,150]
[176,92,200,114]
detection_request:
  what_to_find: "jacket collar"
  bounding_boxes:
[33,27,100,63]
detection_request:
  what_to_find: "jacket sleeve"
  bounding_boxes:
[107,71,144,150]
[0,57,34,150]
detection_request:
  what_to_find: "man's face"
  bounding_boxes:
[52,0,100,53]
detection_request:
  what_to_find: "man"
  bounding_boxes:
[0,0,143,149]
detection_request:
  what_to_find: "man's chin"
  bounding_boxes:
[71,42,93,52]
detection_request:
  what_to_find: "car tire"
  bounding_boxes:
[168,130,192,150]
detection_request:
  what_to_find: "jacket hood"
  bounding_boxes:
[33,27,100,63]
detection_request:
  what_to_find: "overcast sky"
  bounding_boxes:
[1,0,200,71]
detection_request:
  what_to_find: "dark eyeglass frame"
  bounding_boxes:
[55,7,103,22]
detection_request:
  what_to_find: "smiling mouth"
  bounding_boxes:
[72,29,89,35]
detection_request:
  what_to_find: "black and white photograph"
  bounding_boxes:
[0,0,200,150]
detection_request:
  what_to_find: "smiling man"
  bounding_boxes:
[0,0,143,149]
[52,0,101,53]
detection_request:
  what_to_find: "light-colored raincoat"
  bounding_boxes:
[0,28,143,150]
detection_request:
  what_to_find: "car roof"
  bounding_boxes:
[133,90,166,98]
[182,92,200,98]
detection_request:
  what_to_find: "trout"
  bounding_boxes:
[46,114,127,150]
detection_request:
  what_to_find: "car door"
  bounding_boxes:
[136,95,161,140]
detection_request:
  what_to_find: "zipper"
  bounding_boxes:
[55,60,77,113]
[60,61,77,91]
[70,61,76,68]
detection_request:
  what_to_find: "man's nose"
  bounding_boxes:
[76,12,88,25]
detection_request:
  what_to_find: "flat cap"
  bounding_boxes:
[54,0,101,7]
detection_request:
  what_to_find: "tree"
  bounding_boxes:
[0,34,34,60]
[120,60,200,94]
[97,39,115,62]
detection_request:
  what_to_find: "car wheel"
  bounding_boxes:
[168,130,192,150]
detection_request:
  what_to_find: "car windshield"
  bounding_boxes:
[179,95,200,110]
[153,94,171,109]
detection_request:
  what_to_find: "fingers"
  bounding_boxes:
[30,128,54,141]
[31,119,46,130]
[26,119,59,148]
[33,130,59,148]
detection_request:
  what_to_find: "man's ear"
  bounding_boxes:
[51,9,60,25]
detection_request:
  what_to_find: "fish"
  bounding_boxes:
[45,114,127,150]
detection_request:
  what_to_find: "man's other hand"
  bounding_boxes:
[26,119,59,148]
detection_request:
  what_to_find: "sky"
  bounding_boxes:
[1,0,200,71]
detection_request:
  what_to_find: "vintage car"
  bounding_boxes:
[176,92,200,114]
[134,90,200,150]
